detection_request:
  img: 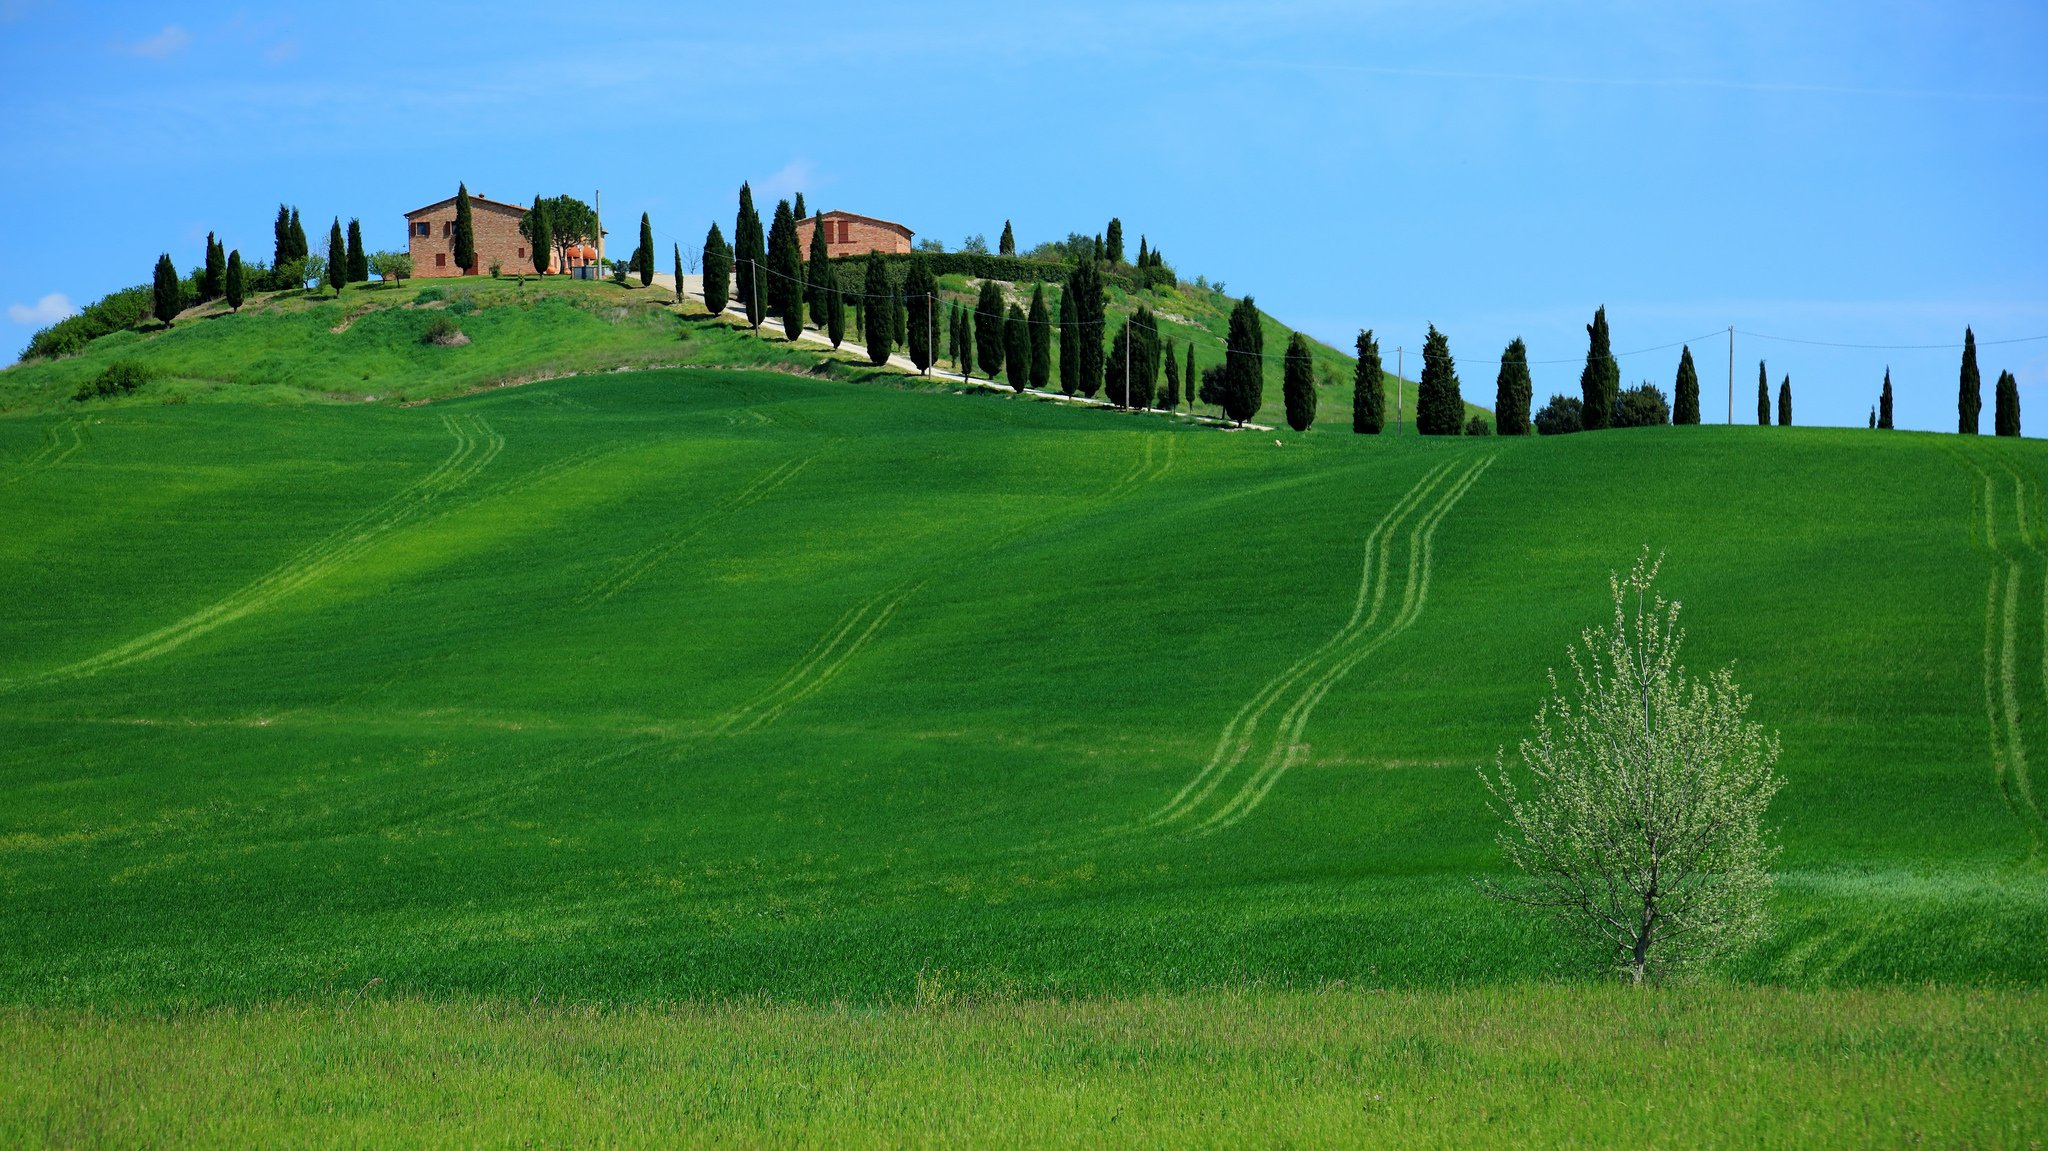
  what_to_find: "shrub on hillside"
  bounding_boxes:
[1534,394,1584,435]
[420,316,467,346]
[20,285,153,361]
[1612,383,1671,428]
[415,287,445,304]
[1465,414,1493,436]
[74,360,154,401]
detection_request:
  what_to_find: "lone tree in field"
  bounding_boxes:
[1673,345,1701,425]
[1777,375,1792,426]
[346,219,368,283]
[1879,368,1894,429]
[453,184,476,274]
[702,223,731,315]
[999,220,1016,256]
[1354,330,1385,433]
[1028,283,1051,391]
[1221,295,1264,425]
[1481,550,1782,984]
[225,249,244,312]
[1996,370,2021,437]
[637,213,656,287]
[1495,337,1533,435]
[151,252,180,325]
[529,196,552,274]
[1756,361,1770,426]
[862,255,893,366]
[1580,306,1619,431]
[1282,331,1317,431]
[326,219,347,293]
[1959,327,1982,435]
[974,278,1006,381]
[1416,324,1464,435]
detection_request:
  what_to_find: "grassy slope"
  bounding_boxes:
[1,367,2044,1011]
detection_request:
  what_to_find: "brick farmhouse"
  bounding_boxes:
[404,194,600,278]
[798,211,914,259]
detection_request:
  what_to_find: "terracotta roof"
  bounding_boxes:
[798,210,914,239]
[403,193,530,218]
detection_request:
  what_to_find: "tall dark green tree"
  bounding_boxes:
[346,219,368,283]
[905,257,938,374]
[452,184,476,274]
[151,253,180,326]
[288,207,308,263]
[1105,218,1124,263]
[1757,361,1770,425]
[1579,305,1618,430]
[893,285,907,346]
[792,192,806,221]
[326,218,346,293]
[999,220,1016,256]
[806,215,831,319]
[530,196,553,274]
[826,277,845,349]
[1778,376,1793,426]
[974,279,1006,380]
[1027,283,1051,392]
[956,302,974,380]
[1879,368,1894,429]
[1495,337,1533,435]
[1417,324,1464,435]
[862,256,893,365]
[1136,236,1149,268]
[1185,343,1197,412]
[200,233,224,300]
[1673,345,1701,425]
[1283,331,1317,432]
[1004,305,1031,393]
[1070,258,1105,398]
[1162,337,1181,409]
[735,182,765,329]
[1057,283,1077,395]
[946,301,960,366]
[702,223,731,315]
[767,199,803,339]
[1996,370,2021,437]
[225,249,245,312]
[273,205,294,267]
[637,213,656,287]
[1354,330,1385,433]
[1960,326,1982,434]
[1221,295,1264,425]
[1107,307,1160,409]
[673,244,684,304]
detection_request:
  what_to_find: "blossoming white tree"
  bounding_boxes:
[1482,550,1782,983]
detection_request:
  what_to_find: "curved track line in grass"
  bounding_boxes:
[11,414,503,686]
[576,457,814,607]
[1991,464,2048,847]
[1144,461,1458,829]
[1199,455,1495,832]
[2,418,84,485]
[1960,457,2047,855]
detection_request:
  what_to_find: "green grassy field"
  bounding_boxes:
[3,308,2045,1140]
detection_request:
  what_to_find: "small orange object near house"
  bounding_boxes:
[403,193,603,278]
[797,211,914,259]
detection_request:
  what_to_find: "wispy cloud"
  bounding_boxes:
[120,24,190,59]
[262,39,299,66]
[756,159,820,204]
[7,293,74,326]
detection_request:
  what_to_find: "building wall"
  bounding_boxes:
[406,200,535,278]
[798,214,913,260]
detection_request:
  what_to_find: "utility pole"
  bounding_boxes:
[927,291,934,377]
[1726,326,1735,425]
[1396,346,1404,432]
[1124,315,1132,409]
[593,189,602,276]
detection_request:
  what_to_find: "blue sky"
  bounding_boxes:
[2,1,2043,431]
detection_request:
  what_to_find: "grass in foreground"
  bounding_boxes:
[2,985,2040,1148]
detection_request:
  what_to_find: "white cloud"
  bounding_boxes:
[122,24,190,59]
[757,159,820,204]
[7,293,75,326]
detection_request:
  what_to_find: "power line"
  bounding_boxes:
[1736,328,2048,351]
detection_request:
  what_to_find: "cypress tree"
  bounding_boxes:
[346,219,368,283]
[1494,337,1533,435]
[905,257,937,373]
[826,277,845,349]
[1162,337,1181,409]
[1778,376,1793,426]
[1057,284,1077,395]
[1960,327,1982,434]
[1093,234,1103,262]
[1070,259,1105,398]
[1221,295,1264,425]
[1135,306,1161,409]
[151,252,180,326]
[1028,283,1051,392]
[1879,368,1894,429]
[326,218,346,293]
[200,233,224,300]
[225,249,245,312]
[288,208,308,262]
[735,182,764,329]
[1579,305,1618,430]
[893,286,907,347]
[945,301,960,367]
[956,303,974,380]
[673,244,684,305]
[702,223,731,315]
[1004,305,1030,393]
[1673,345,1701,425]
[862,256,892,365]
[1105,218,1124,263]
[1185,343,1197,411]
[1354,330,1385,433]
[974,279,1006,380]
[1870,407,1878,429]
[999,220,1016,257]
[793,192,806,221]
[638,213,656,287]
[1416,324,1463,435]
[768,200,802,339]
[1283,331,1317,432]
[1136,236,1149,269]
[806,214,831,319]
[1106,319,1132,408]
[453,184,476,274]
[273,205,293,267]
[1996,370,2021,437]
[1757,361,1770,425]
[530,196,553,274]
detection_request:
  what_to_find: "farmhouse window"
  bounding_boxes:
[435,253,446,267]
[413,222,429,237]
[517,247,525,258]
[443,222,453,237]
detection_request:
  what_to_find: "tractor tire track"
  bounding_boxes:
[1973,458,2048,853]
[577,456,813,607]
[2,418,85,485]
